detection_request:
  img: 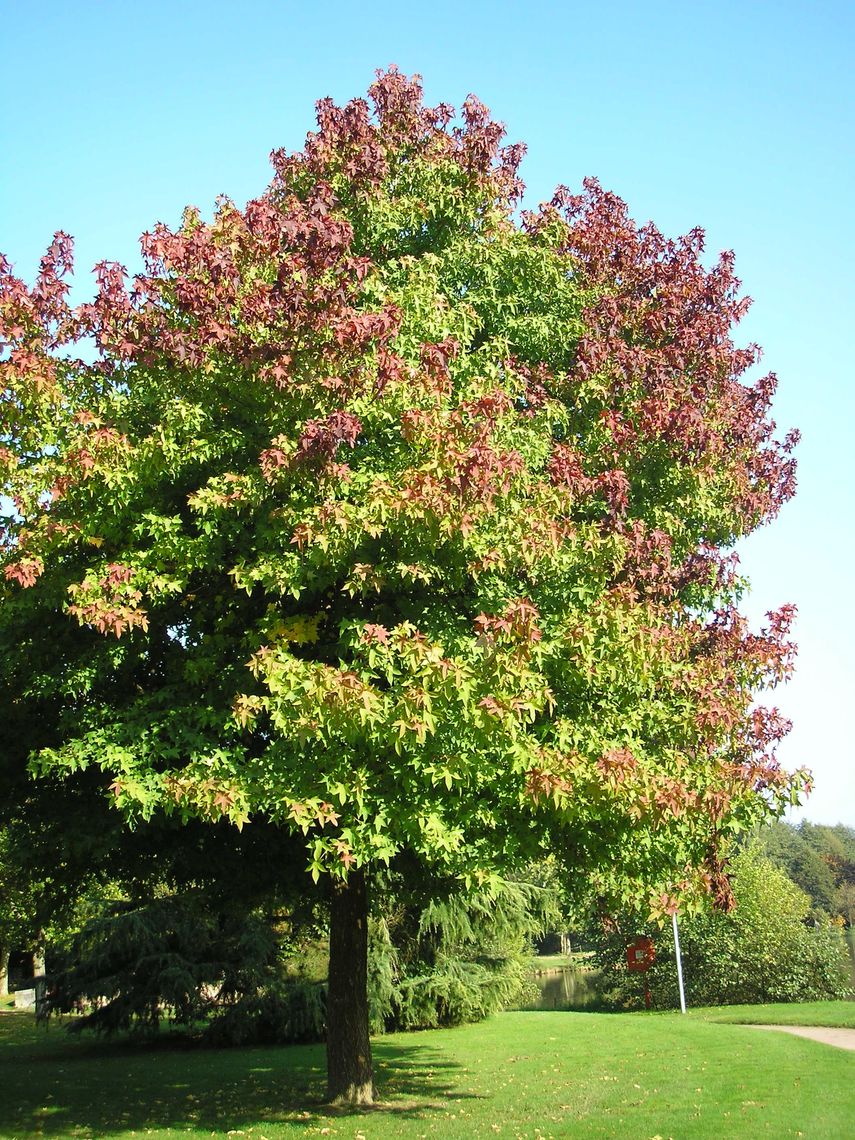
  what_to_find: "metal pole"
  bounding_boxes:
[672,912,687,1014]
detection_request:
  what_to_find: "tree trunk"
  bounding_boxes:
[0,945,9,997]
[33,939,47,1018]
[325,867,374,1106]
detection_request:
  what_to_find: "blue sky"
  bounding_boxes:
[3,0,853,825]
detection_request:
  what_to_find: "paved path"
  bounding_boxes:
[745,1024,855,1051]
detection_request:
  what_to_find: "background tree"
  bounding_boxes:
[0,617,119,996]
[1,69,805,1104]
[751,819,855,921]
[368,871,552,1032]
[43,863,552,1044]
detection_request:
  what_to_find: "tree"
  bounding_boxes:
[368,872,553,1032]
[752,819,855,920]
[1,68,805,1103]
[752,820,837,915]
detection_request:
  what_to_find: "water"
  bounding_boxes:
[516,965,603,1011]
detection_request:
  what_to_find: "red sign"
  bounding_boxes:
[626,936,655,973]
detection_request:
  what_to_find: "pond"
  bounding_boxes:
[513,963,604,1011]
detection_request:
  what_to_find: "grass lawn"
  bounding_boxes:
[531,953,594,973]
[1,1005,852,1139]
[689,1000,855,1029]
[531,954,573,972]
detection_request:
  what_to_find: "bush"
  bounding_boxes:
[593,845,853,1009]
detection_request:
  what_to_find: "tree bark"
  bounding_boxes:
[0,945,9,997]
[325,867,374,1106]
[33,939,47,1018]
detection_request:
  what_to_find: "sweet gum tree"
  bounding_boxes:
[1,69,805,1103]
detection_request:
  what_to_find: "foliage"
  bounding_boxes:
[0,771,124,987]
[0,612,124,966]
[0,67,805,921]
[44,892,282,1036]
[591,845,852,1009]
[203,980,327,1047]
[43,876,329,1048]
[43,869,549,1042]
[33,814,326,1039]
[369,876,551,1031]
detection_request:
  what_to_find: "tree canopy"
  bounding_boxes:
[1,68,804,1102]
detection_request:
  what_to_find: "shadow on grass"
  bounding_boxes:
[1,1015,471,1137]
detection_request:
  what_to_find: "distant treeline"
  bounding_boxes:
[749,820,855,924]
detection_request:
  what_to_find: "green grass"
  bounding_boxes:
[689,999,855,1028]
[1,1006,852,1138]
[531,954,573,972]
[531,952,594,972]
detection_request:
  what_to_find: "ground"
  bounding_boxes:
[744,1023,855,1049]
[1,1003,853,1137]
